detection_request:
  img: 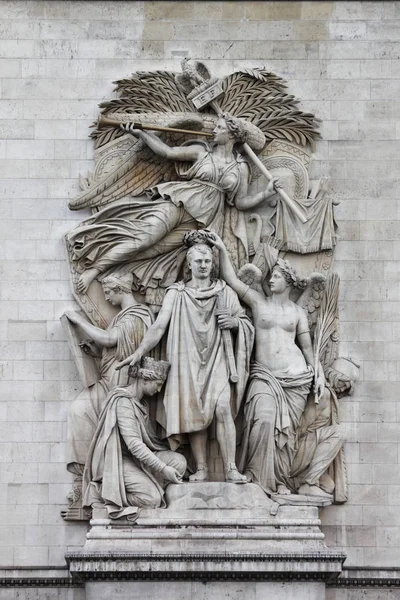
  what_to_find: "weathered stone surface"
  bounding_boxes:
[166,482,275,510]
[0,3,399,599]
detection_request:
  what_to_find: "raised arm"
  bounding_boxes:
[234,163,281,211]
[117,289,177,369]
[64,311,117,348]
[121,124,206,162]
[208,233,260,309]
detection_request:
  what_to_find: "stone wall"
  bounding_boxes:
[0,0,399,594]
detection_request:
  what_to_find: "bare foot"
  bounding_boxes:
[277,484,291,495]
[298,484,333,499]
[76,268,99,294]
[226,467,247,484]
[189,467,209,482]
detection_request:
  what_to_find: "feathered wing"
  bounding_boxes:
[219,68,321,147]
[70,70,201,211]
[296,272,327,335]
[69,134,175,211]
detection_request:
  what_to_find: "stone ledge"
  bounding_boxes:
[66,551,346,583]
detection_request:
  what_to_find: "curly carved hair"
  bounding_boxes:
[221,112,247,143]
[274,258,307,290]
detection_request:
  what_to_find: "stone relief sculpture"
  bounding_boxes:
[118,231,254,484]
[83,357,186,520]
[61,273,153,519]
[209,234,324,495]
[62,60,358,520]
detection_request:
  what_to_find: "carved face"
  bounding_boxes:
[102,285,122,306]
[142,378,164,397]
[188,248,213,279]
[212,118,232,145]
[269,268,288,294]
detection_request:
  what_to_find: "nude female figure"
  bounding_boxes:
[209,233,325,495]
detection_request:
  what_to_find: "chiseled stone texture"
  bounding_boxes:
[0,0,399,586]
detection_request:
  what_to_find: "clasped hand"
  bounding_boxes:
[120,123,143,136]
[313,372,325,404]
[217,314,238,330]
[64,310,82,325]
[264,176,282,204]
[116,349,142,372]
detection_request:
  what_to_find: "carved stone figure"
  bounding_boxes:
[118,232,254,484]
[65,63,333,316]
[67,114,281,300]
[83,357,186,520]
[61,274,153,520]
[62,60,356,515]
[209,233,325,495]
[291,357,359,502]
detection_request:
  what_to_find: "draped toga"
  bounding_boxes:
[238,361,313,494]
[160,280,254,449]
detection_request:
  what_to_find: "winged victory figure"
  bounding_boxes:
[65,61,326,319]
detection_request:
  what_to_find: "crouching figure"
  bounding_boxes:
[82,357,186,519]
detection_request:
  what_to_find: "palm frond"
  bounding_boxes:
[219,69,321,146]
[313,273,340,371]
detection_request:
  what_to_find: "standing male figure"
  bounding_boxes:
[118,232,254,483]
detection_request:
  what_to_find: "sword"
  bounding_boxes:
[215,291,239,384]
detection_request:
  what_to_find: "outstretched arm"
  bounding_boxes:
[117,289,177,369]
[121,124,205,162]
[208,234,260,309]
[64,311,117,348]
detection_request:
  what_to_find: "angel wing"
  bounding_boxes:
[69,115,202,211]
[237,263,263,291]
[92,71,195,149]
[69,70,203,211]
[296,272,327,335]
[218,68,321,147]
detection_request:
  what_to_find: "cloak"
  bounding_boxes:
[161,279,254,448]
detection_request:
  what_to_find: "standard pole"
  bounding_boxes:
[242,142,308,224]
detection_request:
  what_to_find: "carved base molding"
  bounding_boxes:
[328,568,400,588]
[1,568,400,592]
[63,505,343,600]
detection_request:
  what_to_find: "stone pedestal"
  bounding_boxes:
[66,483,345,600]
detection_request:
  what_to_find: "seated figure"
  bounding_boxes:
[291,357,359,501]
[83,357,186,519]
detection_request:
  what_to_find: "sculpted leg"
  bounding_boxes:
[74,204,185,293]
[76,267,101,294]
[215,389,246,484]
[189,430,209,482]
[243,392,276,492]
[297,425,343,498]
[123,456,163,508]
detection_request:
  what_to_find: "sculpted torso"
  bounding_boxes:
[252,299,308,376]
